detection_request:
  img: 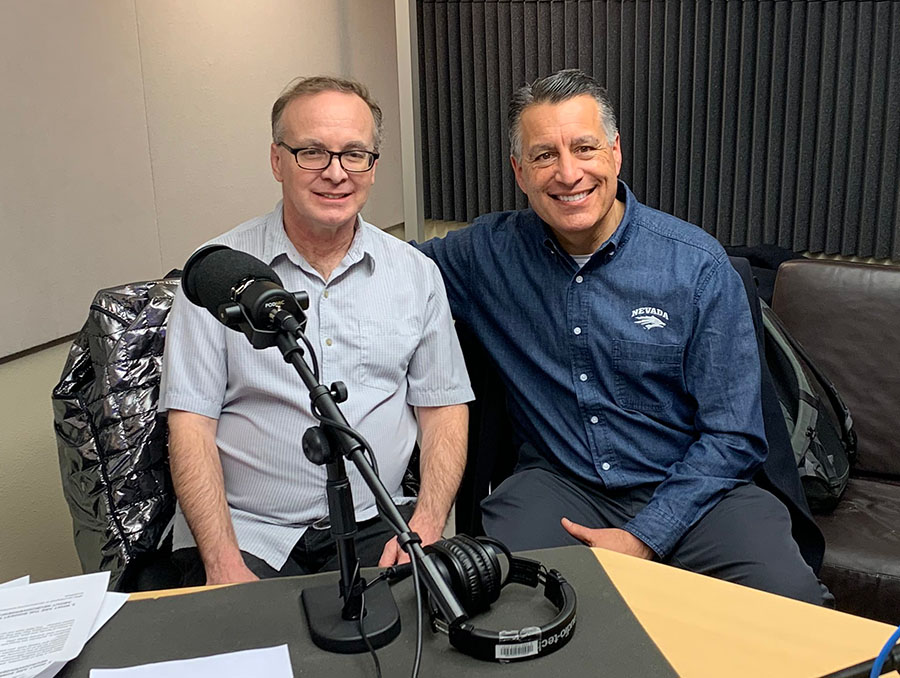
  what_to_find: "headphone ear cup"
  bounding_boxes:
[426,539,484,615]
[475,536,514,586]
[457,535,502,605]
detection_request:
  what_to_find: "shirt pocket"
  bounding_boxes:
[612,339,684,413]
[355,317,419,393]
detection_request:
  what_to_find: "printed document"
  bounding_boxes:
[0,571,126,678]
[88,644,294,677]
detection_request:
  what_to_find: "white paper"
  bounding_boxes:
[0,571,110,678]
[88,644,294,678]
[87,593,128,638]
[0,576,30,590]
[22,592,128,678]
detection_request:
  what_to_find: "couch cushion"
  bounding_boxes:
[772,259,900,478]
[816,478,900,624]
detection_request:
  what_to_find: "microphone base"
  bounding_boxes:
[302,578,401,654]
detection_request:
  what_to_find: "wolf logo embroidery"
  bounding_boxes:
[632,307,668,330]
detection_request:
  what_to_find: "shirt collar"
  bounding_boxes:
[262,201,375,274]
[345,217,377,274]
[604,180,635,253]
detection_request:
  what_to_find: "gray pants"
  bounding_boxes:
[481,448,832,606]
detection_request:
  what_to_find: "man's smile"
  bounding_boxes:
[314,190,352,200]
[551,186,596,203]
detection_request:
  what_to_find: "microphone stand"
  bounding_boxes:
[218,296,467,654]
[276,318,398,652]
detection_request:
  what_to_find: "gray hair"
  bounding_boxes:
[508,69,618,160]
[271,75,384,152]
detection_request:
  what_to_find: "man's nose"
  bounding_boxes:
[555,151,584,185]
[320,154,348,181]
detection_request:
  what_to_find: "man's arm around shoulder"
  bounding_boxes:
[168,409,258,585]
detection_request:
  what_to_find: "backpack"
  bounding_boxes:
[761,301,857,513]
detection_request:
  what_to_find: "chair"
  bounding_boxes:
[454,257,826,574]
[772,259,900,624]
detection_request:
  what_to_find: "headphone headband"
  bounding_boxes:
[425,537,578,663]
[447,564,577,662]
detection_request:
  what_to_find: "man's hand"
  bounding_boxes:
[204,560,260,586]
[378,515,444,567]
[561,518,655,559]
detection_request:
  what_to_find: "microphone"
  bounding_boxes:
[182,244,280,315]
[181,244,309,348]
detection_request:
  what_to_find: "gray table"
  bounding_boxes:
[59,546,676,677]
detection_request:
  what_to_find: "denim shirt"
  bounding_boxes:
[418,182,767,557]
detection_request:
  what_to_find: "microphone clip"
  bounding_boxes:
[218,282,309,349]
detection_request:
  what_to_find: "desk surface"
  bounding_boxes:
[123,547,896,678]
[72,546,675,678]
[594,547,896,677]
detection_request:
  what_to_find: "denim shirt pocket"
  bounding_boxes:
[355,317,418,392]
[612,339,684,413]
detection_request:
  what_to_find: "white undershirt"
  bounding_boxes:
[571,253,593,268]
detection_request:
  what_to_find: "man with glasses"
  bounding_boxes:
[160,76,472,585]
[419,69,831,605]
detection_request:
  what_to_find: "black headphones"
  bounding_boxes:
[415,535,577,662]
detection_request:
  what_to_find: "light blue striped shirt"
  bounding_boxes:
[160,203,473,568]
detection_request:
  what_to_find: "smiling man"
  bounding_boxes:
[160,76,472,585]
[418,69,831,604]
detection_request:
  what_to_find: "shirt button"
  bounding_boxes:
[575,275,584,283]
[590,416,599,424]
[601,462,611,471]
[573,327,582,335]
[323,290,329,298]
[325,338,333,346]
[579,373,588,382]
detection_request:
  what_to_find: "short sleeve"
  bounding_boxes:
[159,284,228,419]
[404,259,474,407]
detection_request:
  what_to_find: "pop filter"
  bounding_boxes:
[182,244,284,318]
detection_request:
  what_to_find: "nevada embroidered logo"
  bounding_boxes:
[632,307,669,330]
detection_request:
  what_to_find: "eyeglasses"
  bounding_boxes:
[277,142,379,172]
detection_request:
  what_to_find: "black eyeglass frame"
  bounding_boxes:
[277,142,379,172]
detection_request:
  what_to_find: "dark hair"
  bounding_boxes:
[271,75,384,151]
[508,69,617,159]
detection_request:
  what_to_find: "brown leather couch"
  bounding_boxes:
[772,259,900,624]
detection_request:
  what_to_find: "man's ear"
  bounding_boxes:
[270,143,284,183]
[611,134,623,176]
[510,154,527,194]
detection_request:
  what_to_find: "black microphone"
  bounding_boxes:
[183,244,283,317]
[181,244,309,348]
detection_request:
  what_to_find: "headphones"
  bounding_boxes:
[398,534,577,662]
